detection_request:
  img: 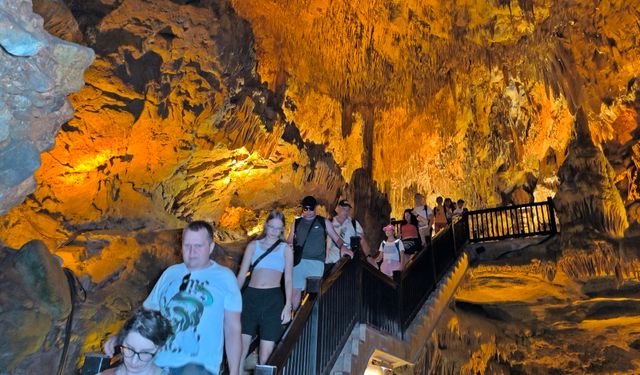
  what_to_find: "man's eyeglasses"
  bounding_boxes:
[120,345,157,362]
[302,206,315,212]
[179,273,191,292]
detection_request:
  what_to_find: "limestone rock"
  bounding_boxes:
[0,0,94,216]
[0,0,345,235]
[555,109,629,241]
[0,240,71,371]
[428,241,640,374]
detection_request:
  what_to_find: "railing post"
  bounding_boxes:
[307,276,322,375]
[428,240,438,283]
[393,270,403,338]
[450,219,457,254]
[547,197,558,233]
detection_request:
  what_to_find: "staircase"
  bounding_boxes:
[254,199,558,375]
[330,251,469,374]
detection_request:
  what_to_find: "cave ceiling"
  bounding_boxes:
[1,0,640,247]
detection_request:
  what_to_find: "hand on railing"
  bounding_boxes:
[340,245,354,259]
[281,304,292,324]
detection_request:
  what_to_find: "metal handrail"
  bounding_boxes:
[243,200,559,374]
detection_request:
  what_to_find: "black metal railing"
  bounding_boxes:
[256,257,359,375]
[82,201,559,375]
[360,259,401,336]
[261,276,321,375]
[248,200,558,374]
[467,198,557,242]
[258,215,470,374]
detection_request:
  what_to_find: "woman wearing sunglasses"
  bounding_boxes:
[98,309,172,375]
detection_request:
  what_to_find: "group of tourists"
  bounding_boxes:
[97,193,467,375]
[97,195,368,375]
[374,193,469,278]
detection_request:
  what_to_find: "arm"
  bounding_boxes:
[224,310,242,375]
[373,242,383,262]
[236,241,255,289]
[355,221,371,256]
[360,237,371,257]
[281,244,294,323]
[412,208,427,226]
[325,218,353,258]
[286,220,296,245]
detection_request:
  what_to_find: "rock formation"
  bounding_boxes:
[426,241,640,374]
[0,240,71,372]
[0,0,639,373]
[0,0,93,216]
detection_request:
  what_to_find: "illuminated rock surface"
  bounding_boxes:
[0,0,93,216]
[427,240,640,374]
[0,0,639,373]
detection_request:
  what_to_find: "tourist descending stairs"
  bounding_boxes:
[253,199,558,375]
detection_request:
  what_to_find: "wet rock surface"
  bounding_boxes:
[0,0,93,216]
[428,239,640,374]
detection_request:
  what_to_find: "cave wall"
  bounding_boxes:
[0,0,93,218]
[1,0,639,247]
[0,0,372,252]
[1,0,640,372]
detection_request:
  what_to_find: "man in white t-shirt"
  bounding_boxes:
[105,221,242,375]
[325,200,371,274]
[412,193,434,247]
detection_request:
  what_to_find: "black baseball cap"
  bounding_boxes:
[301,196,317,208]
[338,199,352,208]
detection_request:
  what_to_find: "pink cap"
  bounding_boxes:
[382,224,394,232]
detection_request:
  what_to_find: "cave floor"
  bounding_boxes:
[439,237,640,374]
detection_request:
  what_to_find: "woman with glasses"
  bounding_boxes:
[236,210,293,370]
[98,309,172,375]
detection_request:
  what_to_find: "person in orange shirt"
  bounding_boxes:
[433,196,448,234]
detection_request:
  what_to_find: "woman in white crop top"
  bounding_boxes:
[373,224,405,278]
[236,210,293,369]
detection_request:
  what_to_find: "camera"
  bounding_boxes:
[350,236,361,254]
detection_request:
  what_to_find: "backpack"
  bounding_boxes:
[293,216,327,265]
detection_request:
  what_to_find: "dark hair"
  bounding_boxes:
[117,309,173,348]
[402,209,419,226]
[444,197,455,210]
[258,210,286,240]
[184,220,214,241]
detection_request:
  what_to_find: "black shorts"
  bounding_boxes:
[241,287,286,342]
[402,238,421,255]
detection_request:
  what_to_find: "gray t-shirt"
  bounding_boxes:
[295,216,326,262]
